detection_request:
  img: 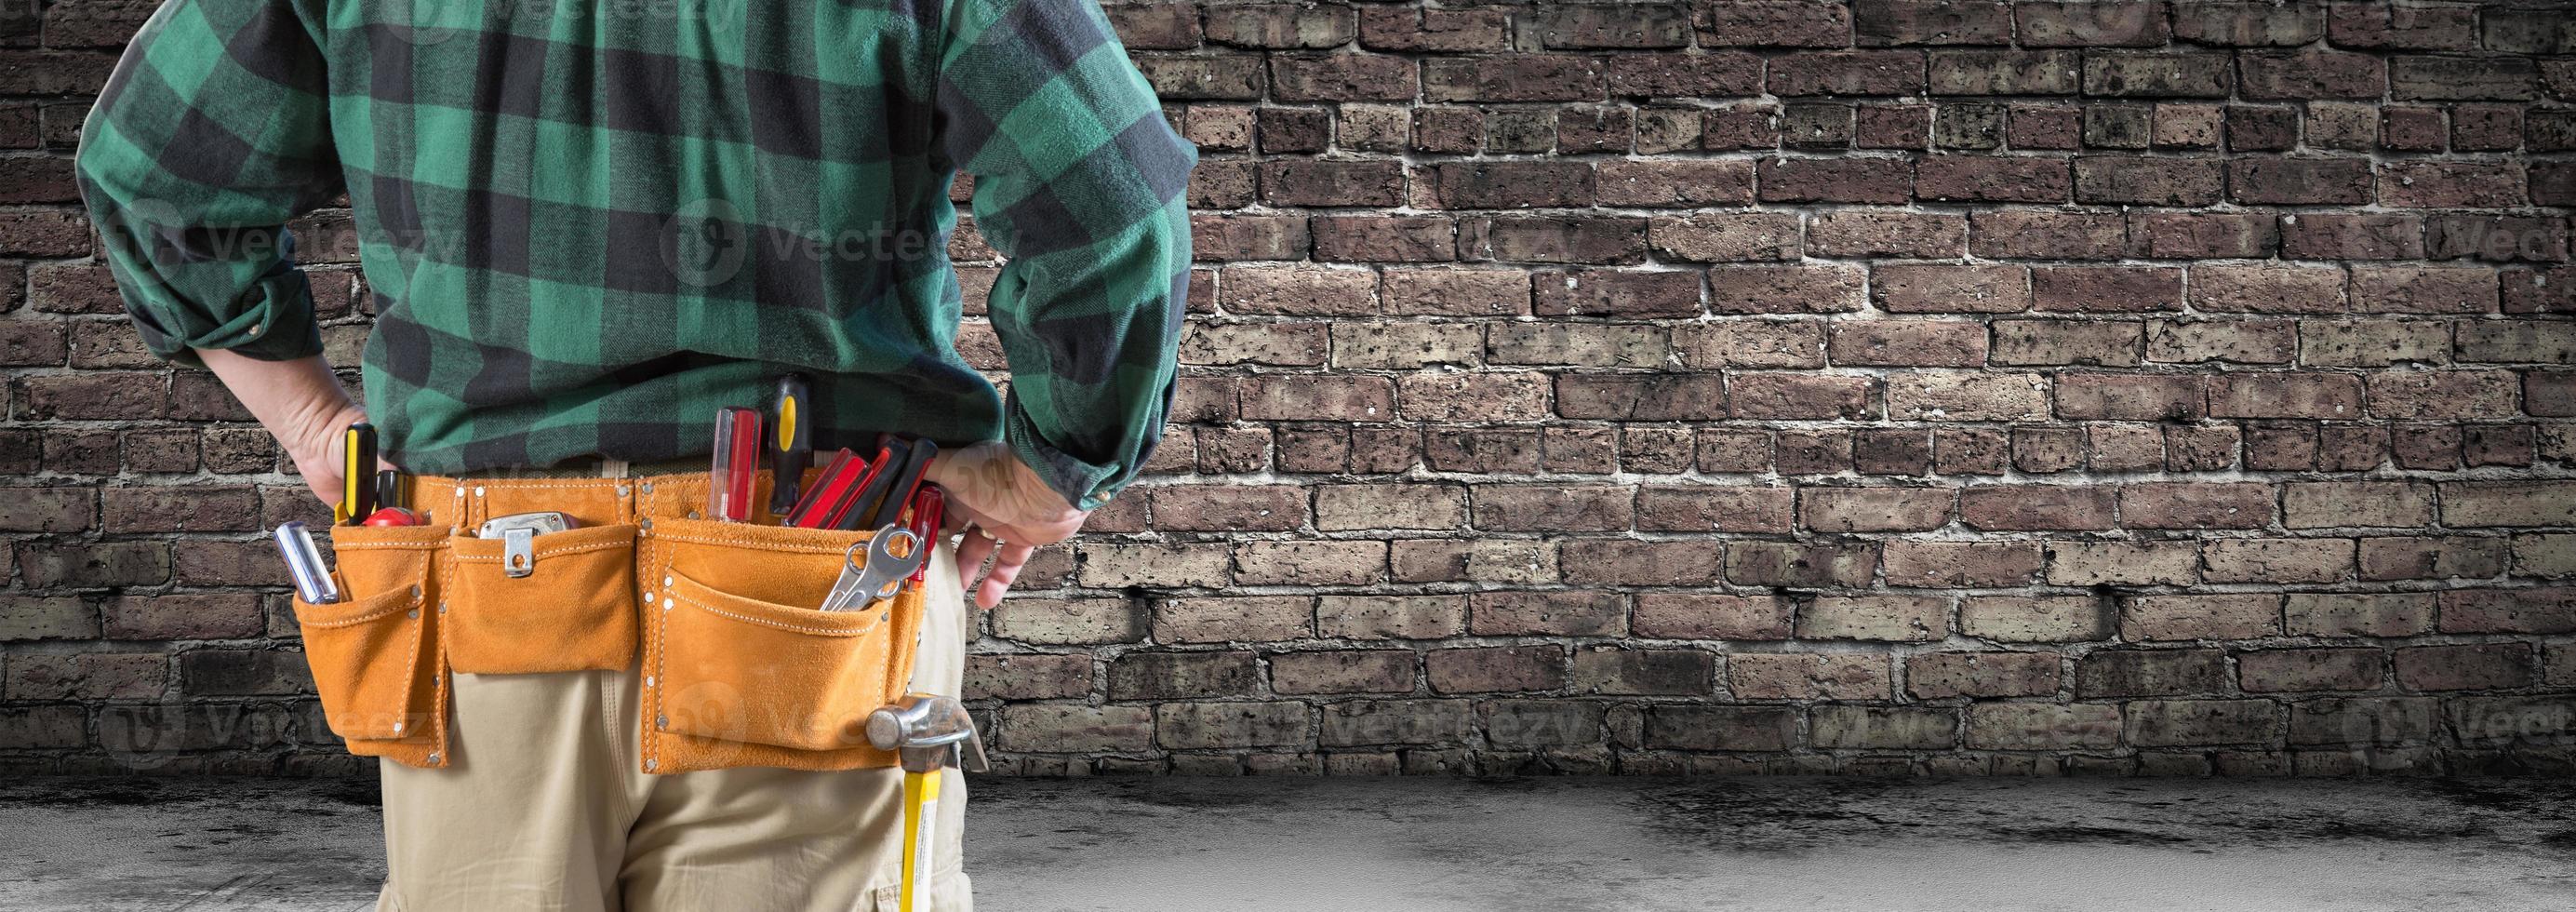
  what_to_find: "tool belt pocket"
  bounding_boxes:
[447,523,641,675]
[647,518,926,755]
[304,525,449,743]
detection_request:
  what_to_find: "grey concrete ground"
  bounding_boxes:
[1,776,2569,911]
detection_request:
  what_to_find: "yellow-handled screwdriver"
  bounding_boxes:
[336,422,375,525]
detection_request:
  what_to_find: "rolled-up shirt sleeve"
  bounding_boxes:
[935,0,1197,511]
[74,0,342,369]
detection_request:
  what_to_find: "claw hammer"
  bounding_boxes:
[865,693,989,912]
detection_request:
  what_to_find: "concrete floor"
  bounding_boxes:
[1,776,2570,911]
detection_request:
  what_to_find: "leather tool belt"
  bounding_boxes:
[293,471,929,773]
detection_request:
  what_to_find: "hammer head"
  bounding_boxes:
[865,692,990,774]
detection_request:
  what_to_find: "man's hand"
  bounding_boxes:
[925,441,1088,610]
[194,349,372,509]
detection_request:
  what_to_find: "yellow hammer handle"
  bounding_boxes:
[900,770,941,912]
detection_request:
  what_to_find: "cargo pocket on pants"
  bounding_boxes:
[644,517,928,762]
[447,524,640,675]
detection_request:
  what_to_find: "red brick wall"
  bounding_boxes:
[7,0,2576,776]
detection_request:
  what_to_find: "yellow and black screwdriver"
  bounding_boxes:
[767,373,813,519]
[337,422,376,525]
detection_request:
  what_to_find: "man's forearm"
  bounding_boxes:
[196,348,367,501]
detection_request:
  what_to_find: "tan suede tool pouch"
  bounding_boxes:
[306,523,452,768]
[447,520,640,675]
[638,509,926,774]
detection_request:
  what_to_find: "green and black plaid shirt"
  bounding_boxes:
[75,0,1195,510]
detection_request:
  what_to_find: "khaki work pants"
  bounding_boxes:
[367,497,975,911]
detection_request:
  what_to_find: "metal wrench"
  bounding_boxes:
[821,526,927,611]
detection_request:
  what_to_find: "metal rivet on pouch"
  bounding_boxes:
[639,518,653,533]
[641,482,654,495]
[617,485,631,497]
[437,602,448,614]
[474,486,487,497]
[408,585,421,599]
[427,753,440,764]
[662,576,674,588]
[645,758,658,771]
[662,597,674,611]
[644,676,655,688]
[406,609,419,620]
[657,715,668,730]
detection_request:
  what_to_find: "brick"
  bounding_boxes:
[1798,595,1948,641]
[1156,702,1311,750]
[1154,596,1311,644]
[2240,648,2382,693]
[1968,702,2123,750]
[2379,161,2525,208]
[1418,645,1566,696]
[1888,371,2049,422]
[0,596,91,642]
[1929,49,2081,94]
[2390,56,2537,101]
[1813,704,1956,749]
[2289,696,2440,745]
[1807,211,1964,259]
[1000,704,1155,753]
[2395,643,2531,691]
[1799,487,1954,532]
[2328,4,2473,51]
[1596,160,1754,208]
[2048,540,2198,586]
[2439,587,2576,635]
[1633,593,1794,640]
[1915,155,2070,202]
[2127,699,2281,747]
[2206,372,2363,419]
[1908,651,2060,698]
[1769,50,1925,96]
[1645,212,1799,262]
[2285,593,2433,638]
[1075,543,1230,588]
[2282,213,2424,260]
[1423,55,1601,103]
[1961,595,2112,642]
[1874,263,2029,314]
[1320,699,1475,747]
[2442,481,2576,528]
[2360,535,2505,581]
[1556,538,1725,586]
[1877,538,2039,586]
[1606,51,1765,98]
[1271,650,1415,695]
[1969,209,2129,259]
[1958,485,2115,530]
[2073,155,2221,205]
[2118,482,2274,530]
[1482,700,1603,747]
[1729,653,1892,700]
[1309,215,1446,263]
[1571,647,1714,695]
[992,598,1145,645]
[1707,264,1867,315]
[1991,319,2142,367]
[2078,649,2226,698]
[2123,593,2282,641]
[1756,156,1915,204]
[1469,589,1624,637]
[1107,650,1260,700]
[1646,705,1798,752]
[2084,53,2233,97]
[2202,538,2352,584]
[964,653,1090,701]
[1726,541,1879,588]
